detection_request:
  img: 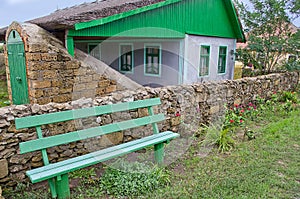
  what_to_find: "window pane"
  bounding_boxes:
[199,46,210,76]
[145,46,160,75]
[120,45,133,72]
[218,46,227,73]
[89,44,101,60]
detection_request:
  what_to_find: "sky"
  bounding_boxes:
[0,0,299,28]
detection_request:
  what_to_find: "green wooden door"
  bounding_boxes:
[7,30,29,105]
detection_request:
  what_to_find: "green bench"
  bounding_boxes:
[15,98,179,199]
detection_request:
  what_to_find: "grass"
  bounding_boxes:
[144,109,300,198]
[0,80,9,107]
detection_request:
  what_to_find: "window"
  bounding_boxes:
[88,43,101,60]
[199,45,210,76]
[119,44,133,73]
[144,45,161,76]
[218,46,227,74]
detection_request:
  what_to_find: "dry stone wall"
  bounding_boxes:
[0,72,299,188]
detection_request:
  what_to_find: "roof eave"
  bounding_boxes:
[224,0,246,42]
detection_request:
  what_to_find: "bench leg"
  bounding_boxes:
[55,174,70,199]
[154,143,164,165]
[48,178,57,198]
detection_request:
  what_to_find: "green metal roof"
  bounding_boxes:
[70,0,245,41]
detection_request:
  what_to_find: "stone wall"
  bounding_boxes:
[4,22,123,105]
[0,72,299,187]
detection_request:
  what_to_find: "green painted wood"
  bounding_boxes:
[67,36,75,57]
[147,106,159,134]
[69,0,244,41]
[27,131,177,176]
[7,30,29,105]
[55,174,70,199]
[147,106,164,164]
[15,98,161,129]
[75,0,181,30]
[19,114,165,154]
[36,126,58,198]
[154,143,164,164]
[26,131,179,183]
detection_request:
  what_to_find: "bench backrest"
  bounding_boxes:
[15,98,163,156]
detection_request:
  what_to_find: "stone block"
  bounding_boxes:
[85,82,98,90]
[99,80,111,88]
[0,119,9,128]
[138,108,149,117]
[29,89,44,98]
[234,98,241,105]
[27,70,40,79]
[105,85,117,94]
[66,61,80,69]
[43,88,60,97]
[29,62,44,71]
[42,70,57,79]
[28,43,48,53]
[227,89,234,97]
[170,116,181,126]
[73,83,86,92]
[34,97,51,105]
[41,53,57,61]
[51,80,63,87]
[31,80,51,89]
[96,88,105,95]
[210,105,220,114]
[59,87,73,94]
[52,94,71,103]
[27,53,41,61]
[0,159,8,178]
[98,132,124,148]
[60,69,74,77]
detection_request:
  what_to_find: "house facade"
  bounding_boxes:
[1,0,245,87]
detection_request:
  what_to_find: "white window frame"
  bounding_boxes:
[144,44,162,77]
[119,43,134,73]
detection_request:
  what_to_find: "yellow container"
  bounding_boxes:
[234,61,243,79]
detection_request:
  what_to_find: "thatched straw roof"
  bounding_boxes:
[0,0,165,37]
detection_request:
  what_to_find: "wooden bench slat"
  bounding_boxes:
[19,114,165,154]
[15,98,161,129]
[27,131,176,176]
[26,131,179,183]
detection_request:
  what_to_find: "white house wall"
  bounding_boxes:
[75,39,182,87]
[183,34,236,84]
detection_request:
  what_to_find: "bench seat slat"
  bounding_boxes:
[15,98,161,129]
[26,131,179,183]
[20,114,165,154]
[26,131,176,175]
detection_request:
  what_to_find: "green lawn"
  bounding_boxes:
[144,109,300,199]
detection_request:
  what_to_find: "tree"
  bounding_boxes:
[234,0,300,73]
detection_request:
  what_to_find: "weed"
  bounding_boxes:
[99,159,170,197]
[201,122,235,152]
[69,167,98,185]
